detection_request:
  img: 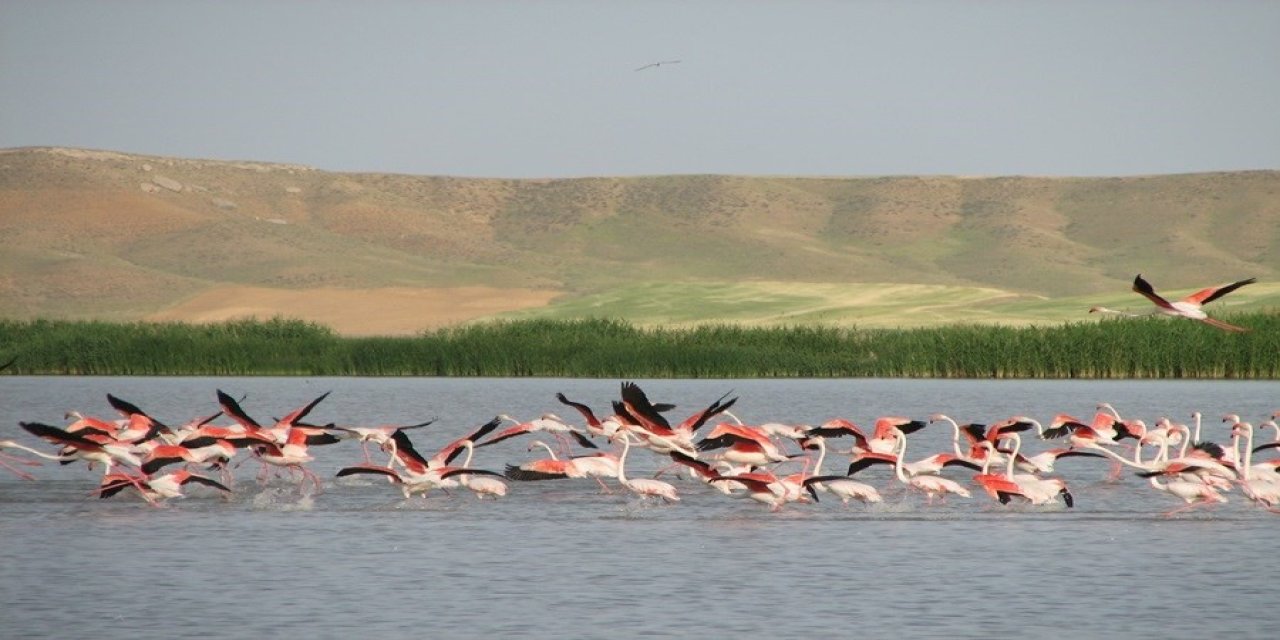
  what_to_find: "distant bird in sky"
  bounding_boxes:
[635,59,681,71]
[1090,274,1256,332]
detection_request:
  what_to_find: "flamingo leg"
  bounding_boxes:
[553,433,572,456]
[0,459,38,481]
[0,451,42,467]
[593,476,614,494]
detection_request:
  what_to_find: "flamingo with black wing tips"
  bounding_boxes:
[796,436,881,506]
[970,441,1031,506]
[616,381,735,458]
[0,439,77,480]
[1090,274,1255,332]
[712,472,795,511]
[335,464,505,499]
[323,418,436,463]
[998,433,1074,507]
[696,425,794,467]
[477,413,597,454]
[249,427,325,493]
[98,469,231,503]
[504,440,589,482]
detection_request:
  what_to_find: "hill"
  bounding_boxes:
[2,147,1278,334]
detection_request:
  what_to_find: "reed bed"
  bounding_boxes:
[0,314,1277,378]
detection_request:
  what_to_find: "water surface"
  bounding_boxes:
[1,377,1275,639]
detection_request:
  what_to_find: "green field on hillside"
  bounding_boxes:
[492,280,1280,328]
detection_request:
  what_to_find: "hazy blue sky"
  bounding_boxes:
[2,1,1277,178]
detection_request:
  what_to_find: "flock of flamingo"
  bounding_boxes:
[3,381,1278,516]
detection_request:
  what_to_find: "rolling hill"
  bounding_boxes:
[2,147,1278,334]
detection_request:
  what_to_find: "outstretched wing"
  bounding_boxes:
[1183,277,1256,306]
[1131,274,1176,310]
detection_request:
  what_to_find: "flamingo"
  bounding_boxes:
[335,464,504,499]
[928,414,989,463]
[19,421,145,479]
[98,469,231,503]
[712,472,796,512]
[478,413,597,454]
[1229,421,1280,511]
[504,439,617,493]
[611,431,680,503]
[696,426,793,466]
[456,440,507,499]
[323,419,436,463]
[617,381,735,458]
[796,437,882,506]
[1090,274,1255,332]
[554,392,617,439]
[0,439,75,480]
[249,428,324,493]
[999,433,1074,507]
[884,428,972,504]
[1138,467,1229,517]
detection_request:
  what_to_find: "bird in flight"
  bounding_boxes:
[635,59,681,71]
[1090,273,1256,332]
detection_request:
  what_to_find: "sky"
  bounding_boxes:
[2,1,1278,178]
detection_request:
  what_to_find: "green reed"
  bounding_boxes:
[0,314,1277,378]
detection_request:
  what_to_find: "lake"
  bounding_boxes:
[1,377,1276,639]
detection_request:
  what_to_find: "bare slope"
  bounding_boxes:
[2,147,1277,333]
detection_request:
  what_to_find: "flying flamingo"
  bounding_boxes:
[711,471,797,512]
[0,439,75,480]
[98,469,231,503]
[478,413,598,454]
[335,463,504,499]
[504,440,617,493]
[248,428,325,494]
[504,440,587,482]
[617,381,736,458]
[323,418,436,463]
[19,421,147,494]
[1089,274,1255,332]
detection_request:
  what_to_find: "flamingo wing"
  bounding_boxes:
[504,463,571,481]
[336,464,403,482]
[569,431,599,450]
[846,454,896,476]
[20,422,102,448]
[1200,316,1250,333]
[1182,277,1256,306]
[675,391,737,434]
[216,390,262,430]
[277,391,332,427]
[1132,274,1177,310]
[555,393,602,428]
[180,474,231,492]
[620,381,672,431]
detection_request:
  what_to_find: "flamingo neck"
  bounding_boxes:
[1240,424,1254,480]
[615,434,631,485]
[1004,435,1020,480]
[532,441,560,461]
[893,433,909,483]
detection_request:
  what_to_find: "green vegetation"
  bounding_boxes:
[2,314,1278,378]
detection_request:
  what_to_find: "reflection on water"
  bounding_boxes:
[1,377,1276,639]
